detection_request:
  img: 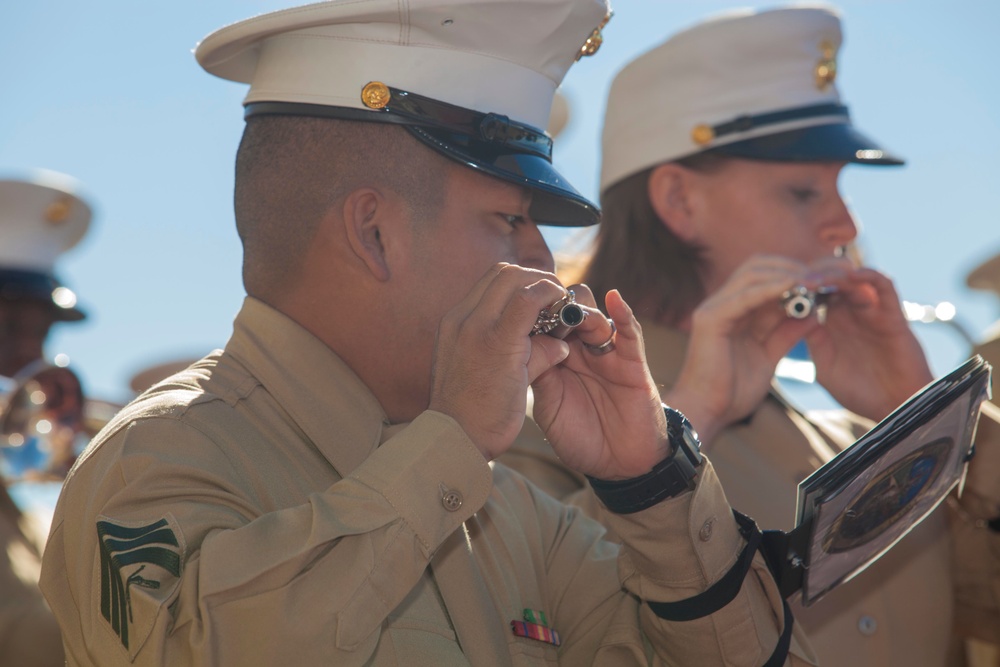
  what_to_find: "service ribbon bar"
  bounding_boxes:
[522,608,548,627]
[510,620,562,647]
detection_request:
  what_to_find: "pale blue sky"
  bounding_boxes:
[1,0,998,405]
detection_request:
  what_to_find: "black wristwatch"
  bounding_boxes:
[587,405,704,514]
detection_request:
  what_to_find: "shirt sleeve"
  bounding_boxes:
[40,410,492,666]
[501,423,817,665]
[498,458,817,667]
[602,458,816,666]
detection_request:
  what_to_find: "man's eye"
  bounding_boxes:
[790,187,818,202]
[501,214,525,226]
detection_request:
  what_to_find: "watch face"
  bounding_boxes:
[682,430,702,460]
[666,408,702,463]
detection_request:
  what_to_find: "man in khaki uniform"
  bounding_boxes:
[501,5,1000,666]
[0,172,93,667]
[968,253,1000,372]
[39,1,817,665]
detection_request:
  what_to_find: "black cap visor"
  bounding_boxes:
[0,269,86,321]
[406,125,598,227]
[245,88,600,227]
[709,122,904,166]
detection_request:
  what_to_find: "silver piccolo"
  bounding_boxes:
[530,289,587,339]
[781,285,838,319]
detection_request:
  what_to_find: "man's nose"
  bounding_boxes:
[517,221,556,274]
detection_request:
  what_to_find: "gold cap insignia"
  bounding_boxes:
[44,197,73,224]
[691,124,715,146]
[361,81,391,109]
[577,11,613,61]
[815,40,838,91]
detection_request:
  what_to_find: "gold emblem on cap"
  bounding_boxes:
[691,124,715,146]
[577,10,613,61]
[44,197,73,225]
[361,81,391,109]
[815,40,838,91]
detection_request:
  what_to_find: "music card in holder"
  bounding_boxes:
[761,356,992,607]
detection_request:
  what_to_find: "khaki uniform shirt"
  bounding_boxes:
[0,485,64,665]
[956,335,1000,649]
[40,298,814,666]
[502,319,1000,667]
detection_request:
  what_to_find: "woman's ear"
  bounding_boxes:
[647,163,699,242]
[341,188,391,281]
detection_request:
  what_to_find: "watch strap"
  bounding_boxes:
[587,405,703,514]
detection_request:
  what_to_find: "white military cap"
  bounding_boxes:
[967,252,1000,297]
[196,0,612,226]
[0,171,91,321]
[600,3,902,194]
[128,357,202,395]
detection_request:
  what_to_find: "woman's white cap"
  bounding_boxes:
[600,4,902,194]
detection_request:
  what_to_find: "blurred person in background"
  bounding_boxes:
[0,173,89,378]
[501,5,1000,666]
[967,252,1000,372]
[0,171,92,666]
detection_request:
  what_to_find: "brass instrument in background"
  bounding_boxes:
[0,361,119,484]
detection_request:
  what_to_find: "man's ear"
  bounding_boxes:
[647,163,698,242]
[341,188,391,281]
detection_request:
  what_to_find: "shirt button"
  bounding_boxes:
[442,490,463,511]
[858,615,877,636]
[699,518,715,542]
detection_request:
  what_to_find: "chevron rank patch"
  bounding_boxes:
[96,515,184,654]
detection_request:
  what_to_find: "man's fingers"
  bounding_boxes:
[455,262,511,315]
[450,264,565,339]
[565,282,598,309]
[526,335,570,384]
[602,289,644,361]
[494,278,571,339]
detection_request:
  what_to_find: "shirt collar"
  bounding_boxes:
[224,296,389,477]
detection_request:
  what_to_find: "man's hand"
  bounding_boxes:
[428,263,574,461]
[430,263,672,478]
[532,255,820,479]
[530,287,670,480]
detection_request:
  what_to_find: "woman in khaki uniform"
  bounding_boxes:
[39,1,819,665]
[501,5,1000,667]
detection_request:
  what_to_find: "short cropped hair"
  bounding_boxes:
[234,116,449,299]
